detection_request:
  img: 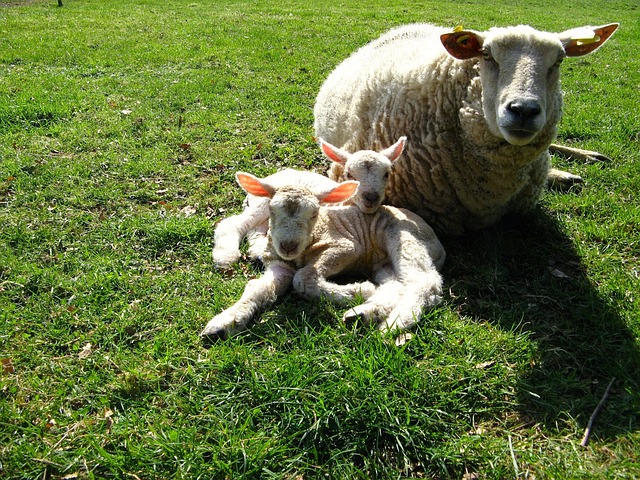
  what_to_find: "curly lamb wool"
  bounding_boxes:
[314,23,618,234]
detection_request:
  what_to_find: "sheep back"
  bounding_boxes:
[315,24,559,235]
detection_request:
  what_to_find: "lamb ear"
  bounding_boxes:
[235,172,275,198]
[440,30,484,60]
[559,23,619,57]
[319,181,359,204]
[319,138,350,165]
[380,136,407,162]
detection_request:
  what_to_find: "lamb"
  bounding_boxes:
[314,22,619,235]
[211,137,406,268]
[202,171,445,339]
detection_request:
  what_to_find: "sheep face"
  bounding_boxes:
[235,172,359,261]
[441,23,619,146]
[320,136,406,213]
[268,186,321,260]
[478,27,564,146]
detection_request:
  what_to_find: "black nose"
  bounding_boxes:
[507,99,542,120]
[363,192,380,203]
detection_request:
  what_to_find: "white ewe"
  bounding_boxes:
[202,171,445,339]
[315,23,619,234]
[211,137,406,268]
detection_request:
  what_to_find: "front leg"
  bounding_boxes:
[201,262,294,339]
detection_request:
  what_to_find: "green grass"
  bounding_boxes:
[1,0,638,478]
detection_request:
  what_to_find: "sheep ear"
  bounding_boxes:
[319,181,359,204]
[319,138,350,165]
[381,136,406,162]
[236,172,275,198]
[559,23,619,57]
[440,30,483,59]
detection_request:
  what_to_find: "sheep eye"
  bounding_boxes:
[384,172,390,180]
[481,48,492,61]
[345,172,355,180]
[548,54,564,75]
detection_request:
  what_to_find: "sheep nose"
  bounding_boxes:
[507,99,542,120]
[363,192,380,203]
[279,240,299,255]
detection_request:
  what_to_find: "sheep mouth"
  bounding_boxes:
[361,202,381,213]
[501,128,539,146]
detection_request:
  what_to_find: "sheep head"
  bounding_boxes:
[235,172,358,260]
[440,23,618,146]
[319,136,406,213]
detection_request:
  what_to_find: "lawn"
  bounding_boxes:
[0,0,638,478]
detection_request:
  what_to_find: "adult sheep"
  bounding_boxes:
[314,22,619,235]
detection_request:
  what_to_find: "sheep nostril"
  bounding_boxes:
[507,99,542,120]
[363,192,380,203]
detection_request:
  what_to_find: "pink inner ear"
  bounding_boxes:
[321,140,347,164]
[236,172,271,197]
[385,136,407,161]
[321,181,358,204]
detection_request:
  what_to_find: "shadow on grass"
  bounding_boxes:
[443,208,640,440]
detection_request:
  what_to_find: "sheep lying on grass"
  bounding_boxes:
[211,137,406,268]
[315,22,619,235]
[202,171,445,339]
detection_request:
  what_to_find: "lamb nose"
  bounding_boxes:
[363,192,380,203]
[279,240,298,254]
[507,99,542,119]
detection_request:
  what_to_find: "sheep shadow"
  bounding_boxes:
[442,208,639,440]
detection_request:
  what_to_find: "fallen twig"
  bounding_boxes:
[580,377,615,447]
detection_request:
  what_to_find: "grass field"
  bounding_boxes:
[0,0,638,478]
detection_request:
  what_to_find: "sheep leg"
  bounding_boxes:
[342,263,400,326]
[293,263,377,305]
[245,219,269,263]
[201,262,294,339]
[547,167,583,191]
[377,269,443,333]
[212,197,269,268]
[549,144,610,163]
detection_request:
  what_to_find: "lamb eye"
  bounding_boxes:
[384,172,390,180]
[345,172,355,180]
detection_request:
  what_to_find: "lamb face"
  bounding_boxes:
[320,136,406,213]
[340,151,392,213]
[267,185,321,260]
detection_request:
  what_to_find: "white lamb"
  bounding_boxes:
[314,22,619,235]
[211,137,406,268]
[202,171,445,339]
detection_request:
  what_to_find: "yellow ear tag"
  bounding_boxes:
[575,35,601,46]
[570,29,600,45]
[454,25,464,32]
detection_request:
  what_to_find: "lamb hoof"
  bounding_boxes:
[200,326,228,343]
[343,308,364,328]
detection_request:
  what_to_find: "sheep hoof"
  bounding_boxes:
[200,325,228,342]
[547,168,583,191]
[343,304,377,327]
[343,308,364,327]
